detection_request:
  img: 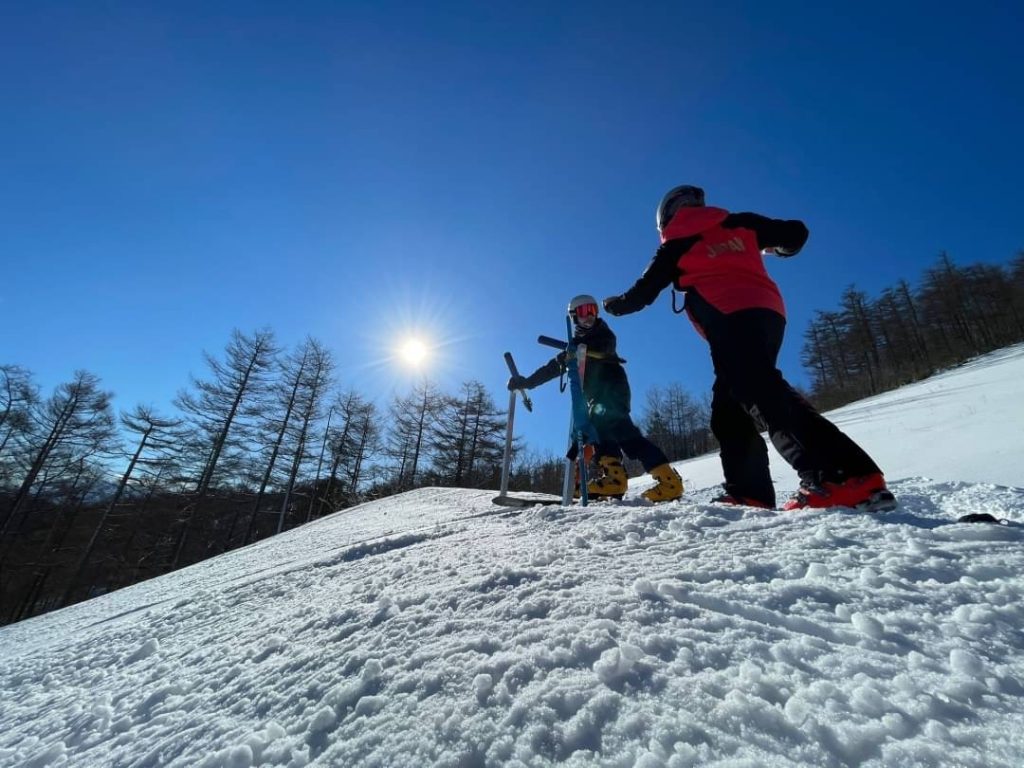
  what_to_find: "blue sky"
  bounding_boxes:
[3,1,1022,460]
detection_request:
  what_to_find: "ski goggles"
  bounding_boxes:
[573,303,598,320]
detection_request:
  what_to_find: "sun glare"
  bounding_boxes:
[399,337,429,367]
[358,287,465,380]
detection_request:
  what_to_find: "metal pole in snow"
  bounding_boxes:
[499,389,516,498]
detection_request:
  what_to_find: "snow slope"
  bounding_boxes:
[1,346,1023,768]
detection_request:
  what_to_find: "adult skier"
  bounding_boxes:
[508,294,684,502]
[602,185,896,512]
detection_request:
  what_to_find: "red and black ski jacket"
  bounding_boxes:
[606,207,808,335]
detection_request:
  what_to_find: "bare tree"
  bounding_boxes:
[1010,252,1024,334]
[839,286,882,395]
[274,338,333,535]
[386,380,443,491]
[641,383,711,462]
[59,406,181,607]
[507,447,560,495]
[430,381,506,487]
[344,401,380,502]
[964,263,1024,346]
[801,317,834,394]
[0,365,38,490]
[172,329,278,567]
[318,391,379,515]
[0,371,116,559]
[919,252,979,360]
[236,341,311,547]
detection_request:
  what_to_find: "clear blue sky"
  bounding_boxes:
[3,1,1022,459]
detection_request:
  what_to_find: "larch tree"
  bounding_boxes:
[386,380,443,491]
[275,338,334,535]
[59,405,182,608]
[237,341,311,547]
[0,365,38,489]
[0,371,116,560]
[171,328,278,567]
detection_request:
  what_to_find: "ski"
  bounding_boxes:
[563,316,599,506]
[537,335,626,363]
[492,492,564,508]
[493,320,602,509]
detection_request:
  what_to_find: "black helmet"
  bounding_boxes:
[656,185,705,231]
[568,294,599,327]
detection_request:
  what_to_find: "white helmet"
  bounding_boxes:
[568,294,599,326]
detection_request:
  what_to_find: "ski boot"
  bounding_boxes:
[587,456,627,500]
[642,463,684,503]
[782,472,896,513]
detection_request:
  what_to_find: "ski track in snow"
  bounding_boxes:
[2,347,1024,767]
[1,481,1023,767]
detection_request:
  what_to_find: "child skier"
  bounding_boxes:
[507,294,684,502]
[602,185,896,512]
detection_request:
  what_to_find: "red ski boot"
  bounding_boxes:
[782,473,896,513]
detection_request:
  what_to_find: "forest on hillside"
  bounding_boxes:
[2,250,1021,624]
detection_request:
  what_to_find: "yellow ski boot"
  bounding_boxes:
[642,463,684,502]
[587,456,627,499]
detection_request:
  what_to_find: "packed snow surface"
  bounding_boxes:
[2,346,1023,767]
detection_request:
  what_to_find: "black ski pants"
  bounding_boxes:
[588,397,669,472]
[594,432,668,473]
[569,419,668,472]
[704,308,880,506]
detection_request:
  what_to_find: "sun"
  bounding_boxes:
[398,337,429,367]
[356,286,463,379]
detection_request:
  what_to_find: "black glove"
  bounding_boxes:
[603,295,628,316]
[507,375,528,391]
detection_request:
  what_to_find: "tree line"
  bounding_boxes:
[802,252,1024,408]
[0,332,528,624]
[0,324,716,624]
[3,249,1020,625]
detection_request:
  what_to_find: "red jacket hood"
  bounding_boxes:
[659,206,729,243]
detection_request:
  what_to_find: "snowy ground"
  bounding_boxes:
[2,346,1024,768]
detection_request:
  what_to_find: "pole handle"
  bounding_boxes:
[537,335,566,350]
[503,352,533,412]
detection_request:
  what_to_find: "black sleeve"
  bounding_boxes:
[523,354,565,388]
[604,236,697,315]
[724,212,809,256]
